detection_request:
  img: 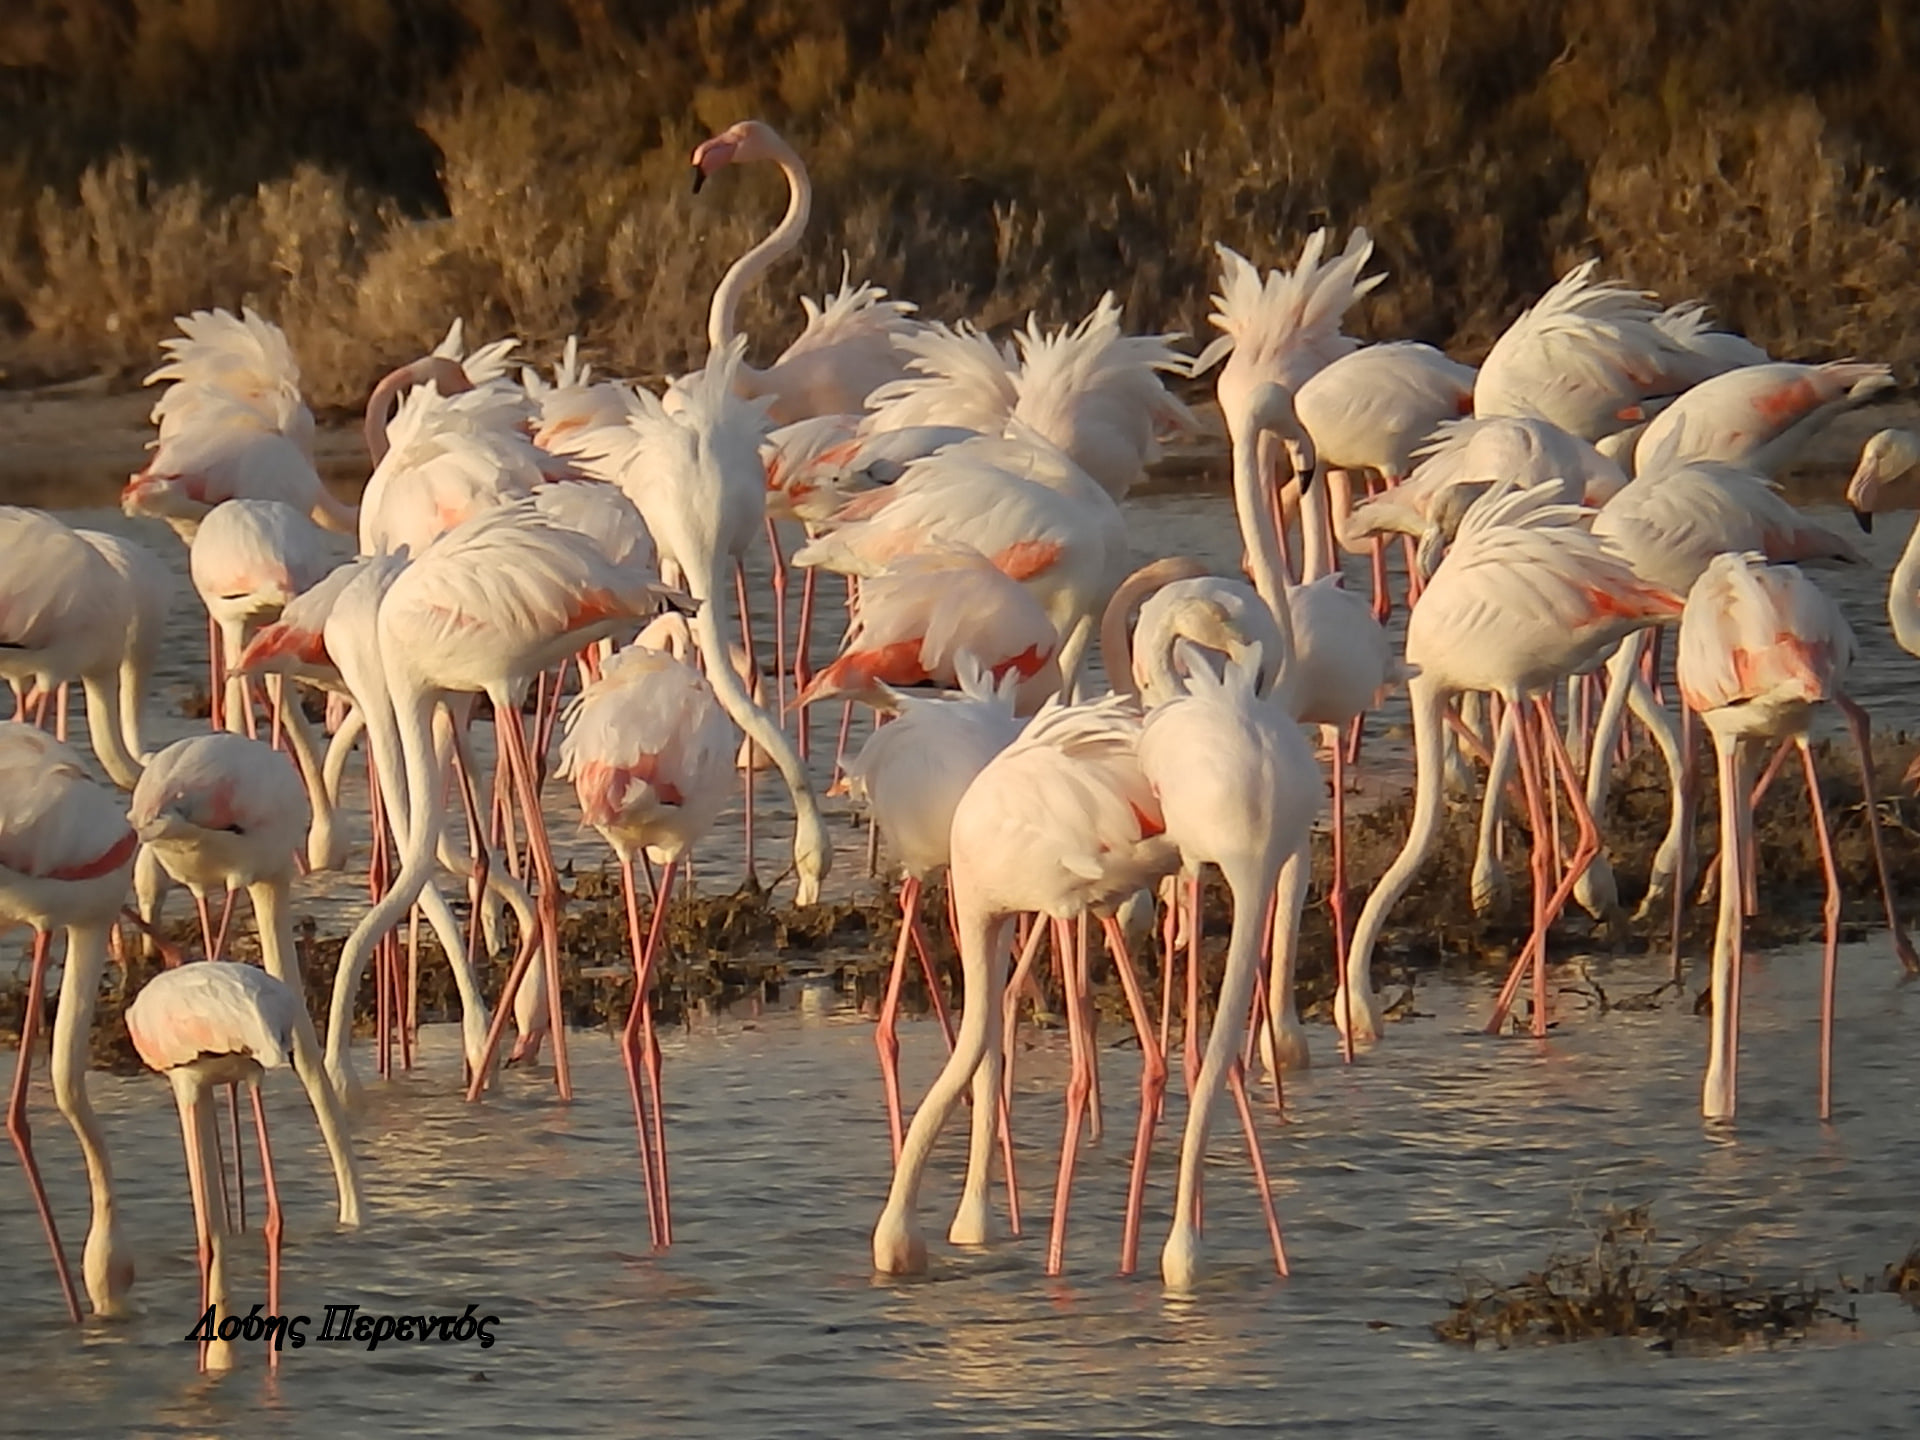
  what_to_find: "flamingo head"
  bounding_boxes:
[690,119,777,192]
[1846,427,1920,534]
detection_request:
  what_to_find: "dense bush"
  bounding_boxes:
[2,1,1914,403]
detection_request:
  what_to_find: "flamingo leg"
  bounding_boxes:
[1485,697,1605,1036]
[1227,1059,1289,1276]
[792,566,817,762]
[1101,915,1166,1278]
[226,1083,246,1233]
[496,701,573,1100]
[249,1084,284,1373]
[906,903,956,1050]
[1795,738,1843,1122]
[876,875,920,1163]
[618,853,671,1248]
[1329,737,1351,973]
[766,517,788,725]
[1837,695,1918,974]
[1045,918,1091,1276]
[1184,872,1203,1100]
[6,930,82,1323]
[207,615,225,732]
[1671,703,1696,982]
[1703,734,1750,1120]
[1078,913,1103,1144]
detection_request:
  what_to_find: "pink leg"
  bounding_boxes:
[1078,914,1103,1143]
[875,876,920,1162]
[6,931,82,1322]
[1486,697,1607,1035]
[1102,917,1168,1277]
[53,682,69,744]
[1227,1059,1289,1276]
[793,567,818,762]
[1329,739,1351,991]
[766,517,788,725]
[207,615,225,731]
[906,910,957,1051]
[1045,918,1092,1276]
[1671,703,1696,982]
[1838,695,1918,974]
[618,853,672,1247]
[226,1082,246,1233]
[1184,873,1203,1100]
[496,702,573,1100]
[249,1085,284,1372]
[1794,738,1843,1121]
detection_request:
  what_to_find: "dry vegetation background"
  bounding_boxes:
[1,0,1916,406]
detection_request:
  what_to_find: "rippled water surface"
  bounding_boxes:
[5,498,1920,1435]
[5,947,1920,1436]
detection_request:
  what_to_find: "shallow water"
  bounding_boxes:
[3,943,1917,1437]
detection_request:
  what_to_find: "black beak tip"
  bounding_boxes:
[690,167,706,195]
[1853,504,1873,534]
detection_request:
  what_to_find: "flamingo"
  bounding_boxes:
[129,732,365,1225]
[71,529,173,764]
[691,120,920,424]
[0,507,147,788]
[302,554,526,1091]
[125,307,356,538]
[126,961,304,1371]
[1847,428,1920,655]
[791,431,1128,698]
[357,381,548,559]
[188,497,343,735]
[558,340,836,904]
[862,296,1197,502]
[321,501,682,1105]
[842,660,1025,1158]
[555,615,741,1248]
[1292,340,1476,615]
[870,691,1178,1277]
[1675,553,1868,1120]
[1141,635,1319,1291]
[1471,261,1704,442]
[798,548,1062,712]
[1342,416,1630,574]
[1340,481,1683,1046]
[1579,461,1868,927]
[0,724,137,1321]
[1634,360,1897,480]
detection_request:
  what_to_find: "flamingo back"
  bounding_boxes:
[126,961,301,1074]
[558,644,737,861]
[1677,552,1853,720]
[1634,361,1897,479]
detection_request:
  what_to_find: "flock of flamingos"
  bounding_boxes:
[6,116,1920,1366]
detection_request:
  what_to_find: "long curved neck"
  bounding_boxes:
[1344,673,1448,996]
[707,136,811,358]
[1097,557,1207,698]
[691,584,829,903]
[1890,513,1920,656]
[81,673,143,790]
[272,678,339,870]
[251,877,365,1227]
[1227,418,1301,710]
[1299,462,1334,583]
[363,356,472,464]
[47,921,129,1315]
[1171,852,1276,1235]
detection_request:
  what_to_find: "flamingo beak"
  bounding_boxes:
[1852,503,1873,534]
[690,166,707,195]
